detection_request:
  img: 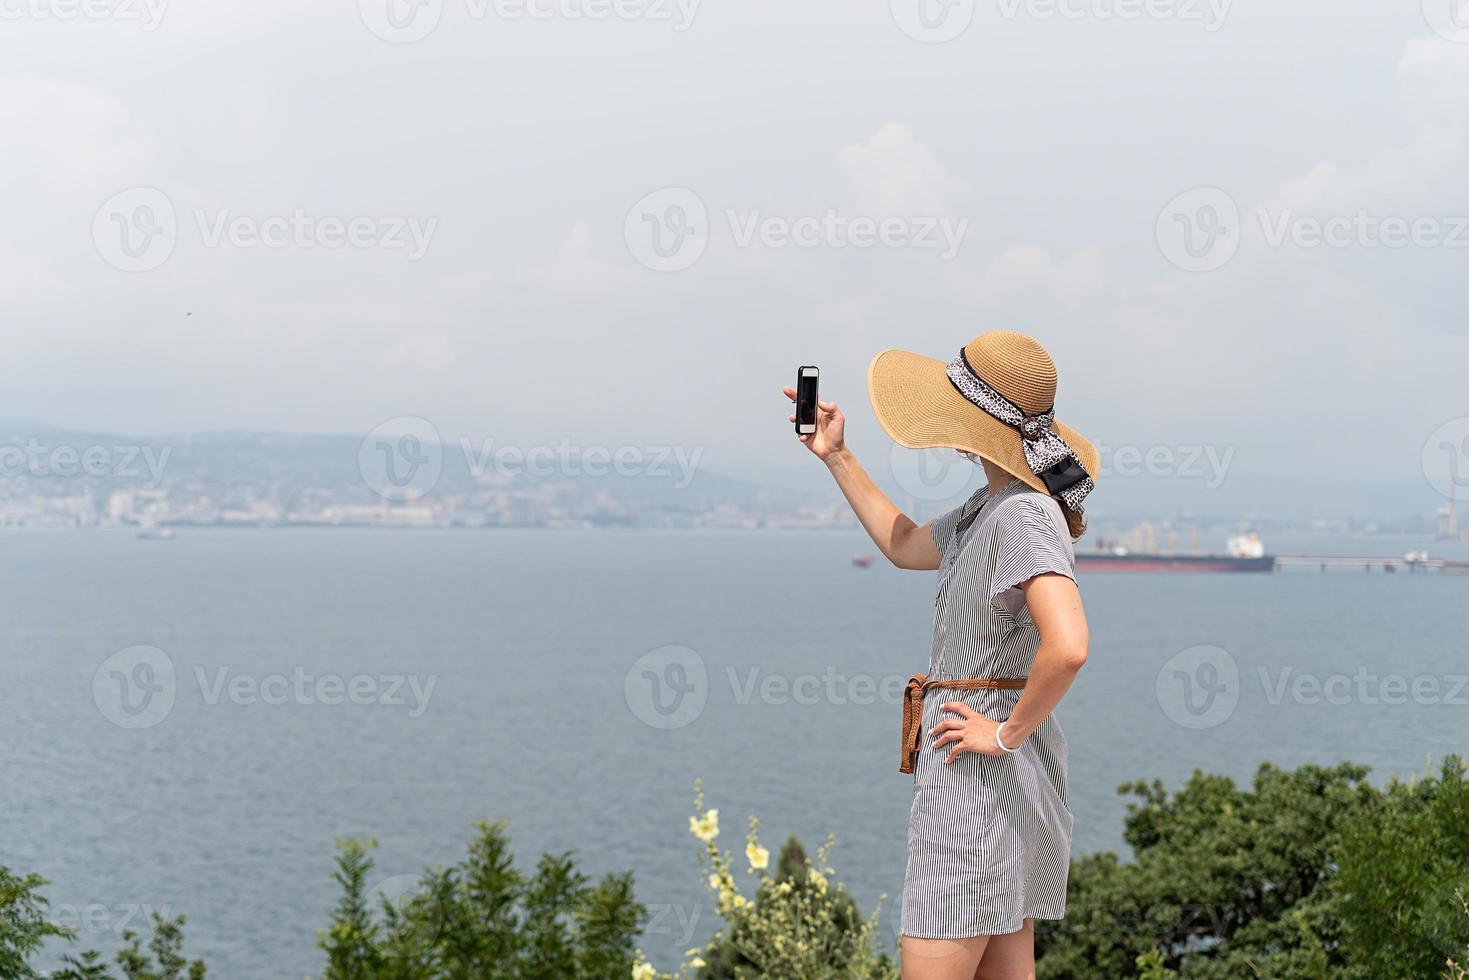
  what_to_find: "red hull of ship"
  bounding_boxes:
[1075,554,1275,573]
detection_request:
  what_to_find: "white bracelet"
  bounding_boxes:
[994,721,1021,754]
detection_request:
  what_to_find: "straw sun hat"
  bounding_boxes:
[867,331,1099,509]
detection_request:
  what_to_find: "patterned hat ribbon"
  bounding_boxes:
[945,350,1095,510]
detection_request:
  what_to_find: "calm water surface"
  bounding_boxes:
[3,529,1465,977]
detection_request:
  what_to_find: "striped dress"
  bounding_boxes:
[901,479,1075,939]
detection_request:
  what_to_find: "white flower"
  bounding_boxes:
[745,841,770,872]
[632,961,656,980]
[689,809,720,843]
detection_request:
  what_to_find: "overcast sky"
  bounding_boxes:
[2,0,1467,499]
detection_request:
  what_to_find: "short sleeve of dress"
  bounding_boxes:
[989,495,1075,601]
[929,501,967,555]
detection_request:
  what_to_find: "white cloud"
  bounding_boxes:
[0,75,152,200]
[1269,39,1469,213]
[520,223,630,292]
[0,75,154,293]
[837,123,965,216]
[963,244,1106,308]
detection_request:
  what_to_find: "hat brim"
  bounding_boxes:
[867,348,1099,497]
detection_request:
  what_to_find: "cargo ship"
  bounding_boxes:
[1076,533,1274,573]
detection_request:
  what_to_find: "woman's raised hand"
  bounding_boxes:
[783,388,846,461]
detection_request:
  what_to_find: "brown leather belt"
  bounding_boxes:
[900,673,1027,774]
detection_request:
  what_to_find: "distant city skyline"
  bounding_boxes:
[0,418,1461,533]
[2,1,1467,500]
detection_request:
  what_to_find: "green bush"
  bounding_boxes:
[0,865,204,980]
[636,782,896,980]
[6,759,1468,978]
[317,820,645,979]
[1036,756,1469,979]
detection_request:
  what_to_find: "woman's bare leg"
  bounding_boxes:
[900,936,990,980]
[972,920,1035,980]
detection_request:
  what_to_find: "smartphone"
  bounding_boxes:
[795,366,820,435]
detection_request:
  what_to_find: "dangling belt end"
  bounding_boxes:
[899,673,1027,774]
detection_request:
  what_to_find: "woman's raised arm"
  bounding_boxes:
[784,387,940,571]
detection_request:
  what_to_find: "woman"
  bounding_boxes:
[784,331,1096,980]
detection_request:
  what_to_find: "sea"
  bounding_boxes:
[3,528,1466,978]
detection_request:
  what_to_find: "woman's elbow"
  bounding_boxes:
[1053,633,1089,672]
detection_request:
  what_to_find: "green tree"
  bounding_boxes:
[318,820,645,980]
[1333,758,1469,979]
[0,868,203,980]
[0,867,74,979]
[1036,758,1469,979]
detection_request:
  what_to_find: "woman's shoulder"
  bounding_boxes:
[990,488,1068,538]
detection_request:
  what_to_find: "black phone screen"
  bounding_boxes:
[796,369,819,430]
